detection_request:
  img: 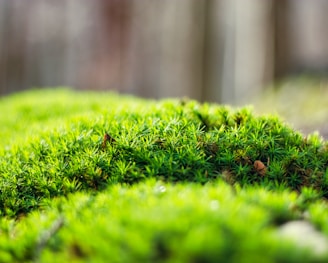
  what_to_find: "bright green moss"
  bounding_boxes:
[0,88,327,217]
[0,88,328,262]
[0,180,326,262]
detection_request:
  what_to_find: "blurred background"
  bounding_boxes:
[0,0,327,105]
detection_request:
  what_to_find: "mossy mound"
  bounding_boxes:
[0,88,327,218]
[1,88,328,262]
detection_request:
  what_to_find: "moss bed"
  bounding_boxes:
[0,88,328,262]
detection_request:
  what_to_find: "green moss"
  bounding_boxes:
[0,88,328,262]
[0,180,326,263]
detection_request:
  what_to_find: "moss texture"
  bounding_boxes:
[0,88,328,262]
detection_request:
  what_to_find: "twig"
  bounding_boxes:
[34,216,65,262]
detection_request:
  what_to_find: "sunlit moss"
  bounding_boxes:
[0,88,328,262]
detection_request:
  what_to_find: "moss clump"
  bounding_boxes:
[1,180,327,263]
[0,88,328,218]
[1,88,328,262]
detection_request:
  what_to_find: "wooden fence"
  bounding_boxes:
[0,0,327,104]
